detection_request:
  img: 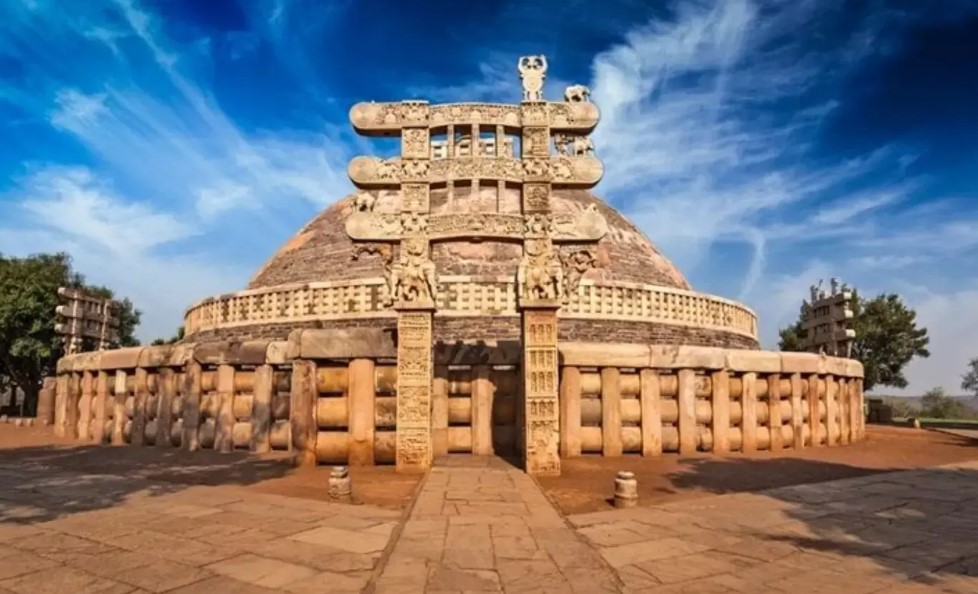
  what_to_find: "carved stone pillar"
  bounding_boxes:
[522,308,560,475]
[518,98,561,476]
[395,104,435,473]
[395,308,434,472]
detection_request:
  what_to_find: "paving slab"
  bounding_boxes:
[370,456,622,593]
[571,460,978,594]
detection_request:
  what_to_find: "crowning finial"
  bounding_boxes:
[518,55,548,102]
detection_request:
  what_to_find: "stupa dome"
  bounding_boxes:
[184,184,757,349]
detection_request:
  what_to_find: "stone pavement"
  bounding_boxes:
[0,457,399,594]
[372,456,620,593]
[572,460,978,593]
[3,451,978,593]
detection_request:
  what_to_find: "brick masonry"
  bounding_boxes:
[191,317,758,350]
[247,188,692,291]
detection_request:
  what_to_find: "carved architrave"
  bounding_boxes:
[349,155,602,186]
[401,101,430,126]
[346,210,606,243]
[350,101,598,133]
[402,128,430,160]
[428,213,524,240]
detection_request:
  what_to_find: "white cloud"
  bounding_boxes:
[16,166,196,254]
[0,166,247,342]
[50,89,107,128]
[581,0,977,394]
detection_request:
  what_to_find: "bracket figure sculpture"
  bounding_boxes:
[351,244,396,304]
[390,239,437,306]
[518,239,563,302]
[518,55,548,102]
[559,248,597,301]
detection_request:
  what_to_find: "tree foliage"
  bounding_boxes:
[920,387,970,419]
[0,252,141,414]
[778,292,930,391]
[962,357,978,398]
[151,326,185,346]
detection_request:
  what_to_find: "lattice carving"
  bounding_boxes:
[184,281,759,339]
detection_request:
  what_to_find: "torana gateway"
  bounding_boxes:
[52,58,866,475]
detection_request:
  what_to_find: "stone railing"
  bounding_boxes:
[557,344,865,455]
[53,333,862,468]
[183,279,758,339]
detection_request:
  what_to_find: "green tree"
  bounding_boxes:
[920,387,968,419]
[0,252,141,414]
[777,320,806,352]
[962,357,978,398]
[779,292,930,391]
[150,326,185,346]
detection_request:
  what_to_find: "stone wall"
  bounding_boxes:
[189,317,758,350]
[52,332,863,469]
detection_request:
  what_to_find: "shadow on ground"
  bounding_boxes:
[666,453,978,583]
[0,441,296,524]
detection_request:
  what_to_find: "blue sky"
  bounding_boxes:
[1,0,976,394]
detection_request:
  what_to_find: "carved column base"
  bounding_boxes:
[395,308,434,473]
[522,308,561,476]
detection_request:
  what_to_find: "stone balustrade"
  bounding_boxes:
[52,333,862,468]
[183,279,758,340]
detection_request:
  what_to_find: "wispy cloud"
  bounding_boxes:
[1,0,975,392]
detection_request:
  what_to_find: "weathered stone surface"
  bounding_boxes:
[296,328,396,360]
[98,347,144,370]
[780,351,825,375]
[726,350,781,373]
[649,345,726,370]
[194,341,270,365]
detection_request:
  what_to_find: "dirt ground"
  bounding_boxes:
[537,425,978,514]
[5,423,977,515]
[0,423,421,510]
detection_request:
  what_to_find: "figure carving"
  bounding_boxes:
[518,55,548,102]
[391,240,437,304]
[518,240,563,302]
[377,159,399,180]
[403,159,429,179]
[564,84,591,103]
[524,214,554,238]
[560,248,597,299]
[523,159,550,178]
[354,191,376,212]
[400,212,428,236]
[554,133,594,156]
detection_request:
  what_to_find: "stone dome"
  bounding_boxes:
[248,187,690,292]
[184,184,758,350]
